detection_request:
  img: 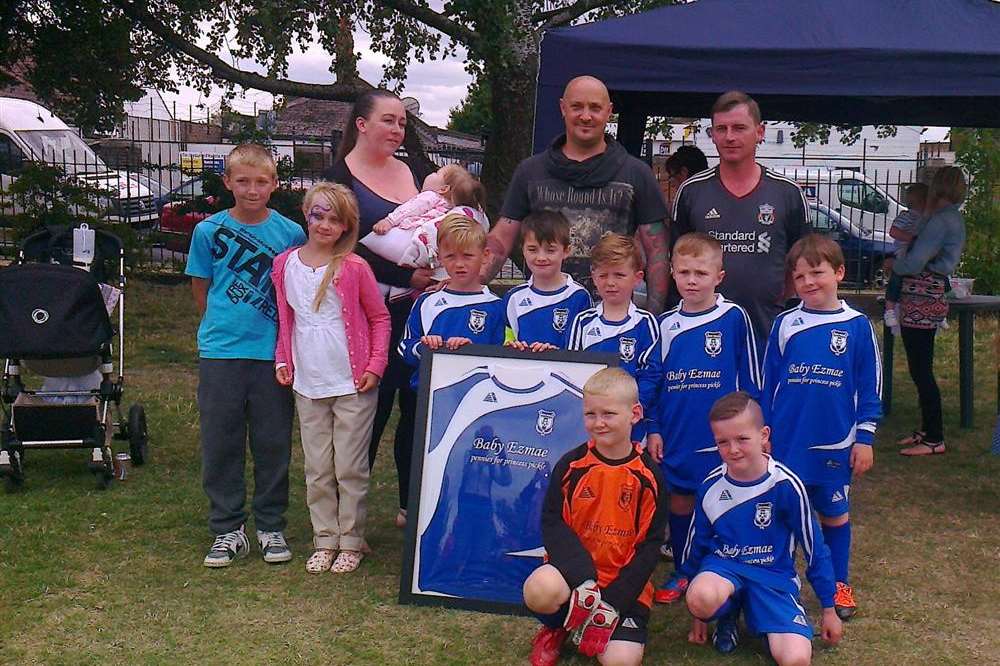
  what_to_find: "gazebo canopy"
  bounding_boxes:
[534,0,1000,153]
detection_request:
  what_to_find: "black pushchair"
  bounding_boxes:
[0,224,148,490]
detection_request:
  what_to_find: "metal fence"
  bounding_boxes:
[2,132,930,289]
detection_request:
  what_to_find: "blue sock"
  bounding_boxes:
[669,511,694,570]
[704,595,738,622]
[823,521,852,584]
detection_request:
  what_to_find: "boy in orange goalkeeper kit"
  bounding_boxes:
[522,368,667,666]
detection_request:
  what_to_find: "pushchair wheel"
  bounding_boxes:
[128,404,148,466]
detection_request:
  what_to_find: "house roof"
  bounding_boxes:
[270,97,482,151]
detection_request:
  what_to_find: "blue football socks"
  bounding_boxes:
[822,521,852,583]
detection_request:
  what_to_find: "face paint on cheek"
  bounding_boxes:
[307,203,333,226]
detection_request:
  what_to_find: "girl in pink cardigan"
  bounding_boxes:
[273,183,391,574]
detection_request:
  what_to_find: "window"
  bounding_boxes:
[0,134,25,175]
[809,206,837,231]
[837,179,889,214]
[776,129,784,144]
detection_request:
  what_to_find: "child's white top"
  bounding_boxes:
[285,250,356,399]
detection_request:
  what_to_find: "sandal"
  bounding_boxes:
[331,550,364,574]
[897,430,926,447]
[305,548,336,574]
[900,441,946,456]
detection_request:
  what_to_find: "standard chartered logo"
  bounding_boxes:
[757,232,771,254]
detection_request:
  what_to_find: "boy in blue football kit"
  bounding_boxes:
[646,233,761,604]
[682,392,842,665]
[504,211,592,351]
[568,234,660,435]
[186,144,307,567]
[761,234,881,621]
[398,214,506,521]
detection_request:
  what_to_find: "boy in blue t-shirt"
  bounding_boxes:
[646,233,761,605]
[568,234,660,439]
[761,234,881,621]
[186,144,306,568]
[503,211,591,351]
[682,391,842,662]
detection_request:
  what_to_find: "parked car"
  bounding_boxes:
[776,166,902,243]
[0,97,159,226]
[807,202,893,287]
[156,177,216,253]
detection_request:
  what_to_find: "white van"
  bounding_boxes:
[0,97,157,225]
[774,167,904,244]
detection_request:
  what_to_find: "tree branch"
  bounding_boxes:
[537,0,623,30]
[376,0,480,48]
[111,0,364,101]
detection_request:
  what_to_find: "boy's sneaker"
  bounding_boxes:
[712,609,740,654]
[257,530,292,564]
[653,573,689,604]
[203,526,250,568]
[834,581,857,620]
[530,626,567,666]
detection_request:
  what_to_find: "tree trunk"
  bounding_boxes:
[482,56,538,221]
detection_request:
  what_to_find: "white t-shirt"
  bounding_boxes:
[285,250,356,399]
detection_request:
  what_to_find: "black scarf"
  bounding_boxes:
[545,133,628,188]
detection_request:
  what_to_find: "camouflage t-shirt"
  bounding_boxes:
[501,144,667,291]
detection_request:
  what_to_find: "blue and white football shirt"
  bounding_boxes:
[761,302,882,486]
[650,294,761,491]
[567,302,660,411]
[503,274,592,348]
[679,457,836,609]
[415,369,589,604]
[398,287,505,388]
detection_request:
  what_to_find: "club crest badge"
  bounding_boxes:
[552,308,569,332]
[830,329,848,355]
[618,483,635,510]
[619,337,637,362]
[468,309,487,334]
[754,502,773,529]
[704,331,723,357]
[536,409,555,436]
[757,203,775,226]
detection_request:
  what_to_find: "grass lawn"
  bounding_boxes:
[1,278,998,665]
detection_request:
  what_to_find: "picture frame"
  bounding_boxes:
[399,344,618,615]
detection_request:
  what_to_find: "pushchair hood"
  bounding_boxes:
[0,263,113,359]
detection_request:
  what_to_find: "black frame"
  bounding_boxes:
[398,344,618,615]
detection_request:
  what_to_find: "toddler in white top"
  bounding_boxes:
[359,164,488,298]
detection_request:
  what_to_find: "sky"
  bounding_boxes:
[159,26,474,128]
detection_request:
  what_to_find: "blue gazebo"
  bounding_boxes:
[533,0,1000,154]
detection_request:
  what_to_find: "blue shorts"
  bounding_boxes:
[806,482,850,518]
[699,561,814,639]
[662,452,721,496]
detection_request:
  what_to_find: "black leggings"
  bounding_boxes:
[900,326,943,442]
[369,297,418,510]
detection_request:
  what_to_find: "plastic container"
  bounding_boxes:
[949,277,974,299]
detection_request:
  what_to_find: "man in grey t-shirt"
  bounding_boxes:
[482,76,670,313]
[671,91,808,346]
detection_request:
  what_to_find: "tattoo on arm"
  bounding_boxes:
[638,222,669,315]
[482,217,521,283]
